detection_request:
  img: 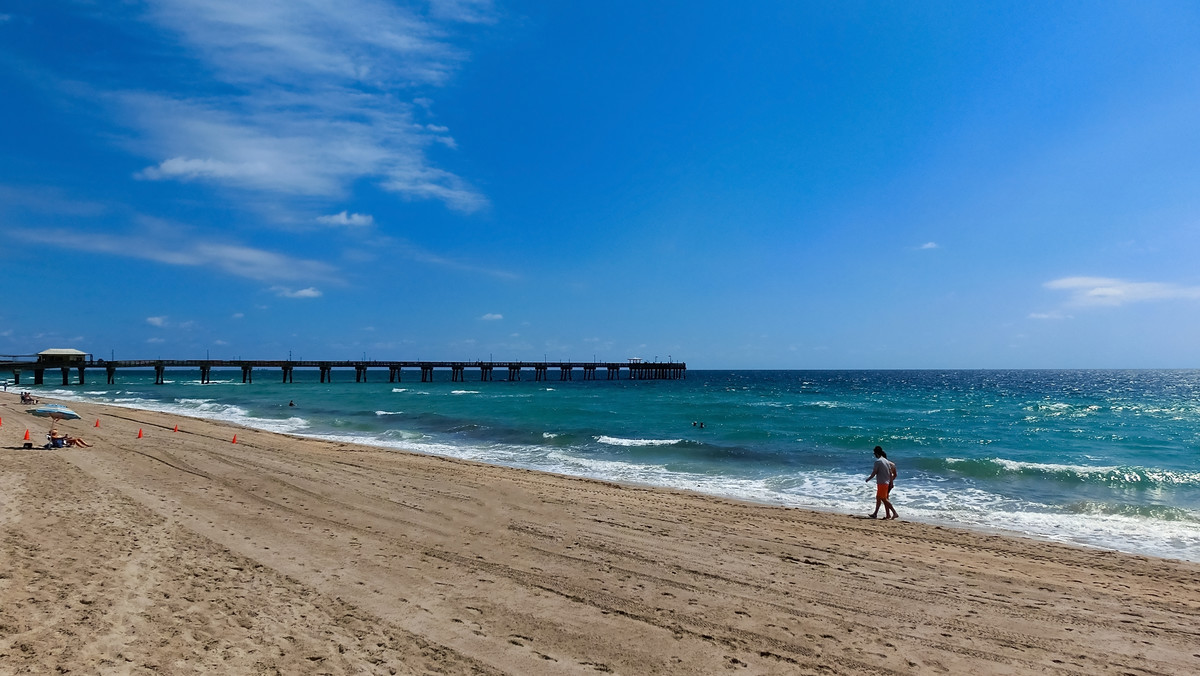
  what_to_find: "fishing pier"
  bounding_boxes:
[3,352,686,386]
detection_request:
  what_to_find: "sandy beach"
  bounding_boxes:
[1,393,1198,675]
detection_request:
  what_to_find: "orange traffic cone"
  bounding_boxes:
[173,424,178,432]
[137,428,144,439]
[24,429,30,441]
[95,419,100,427]
[231,434,237,444]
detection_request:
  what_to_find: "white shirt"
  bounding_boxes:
[873,457,892,485]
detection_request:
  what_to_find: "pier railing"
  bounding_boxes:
[2,358,686,386]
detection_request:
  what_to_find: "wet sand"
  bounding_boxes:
[2,393,1198,674]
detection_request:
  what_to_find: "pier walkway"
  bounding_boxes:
[2,357,686,386]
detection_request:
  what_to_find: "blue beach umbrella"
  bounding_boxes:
[27,404,82,425]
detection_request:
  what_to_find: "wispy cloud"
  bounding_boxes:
[428,0,497,24]
[1028,311,1072,320]
[918,242,939,250]
[271,286,323,299]
[391,238,519,279]
[480,313,503,321]
[144,316,197,330]
[145,0,467,87]
[381,164,488,212]
[0,184,110,217]
[6,222,337,285]
[317,210,374,227]
[118,0,488,211]
[1044,276,1200,307]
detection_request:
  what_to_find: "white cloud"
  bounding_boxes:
[146,316,168,327]
[146,0,471,86]
[231,312,244,319]
[118,0,487,211]
[480,313,503,321]
[390,238,518,279]
[1028,311,1072,320]
[317,210,374,226]
[7,223,337,285]
[919,242,939,250]
[271,286,323,298]
[1044,276,1200,307]
[382,164,488,213]
[147,337,165,344]
[0,184,110,217]
[136,156,269,183]
[428,0,497,24]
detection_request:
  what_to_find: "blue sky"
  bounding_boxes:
[4,1,1200,368]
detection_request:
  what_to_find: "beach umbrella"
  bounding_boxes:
[27,404,82,425]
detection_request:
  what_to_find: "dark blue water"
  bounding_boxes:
[36,369,1200,561]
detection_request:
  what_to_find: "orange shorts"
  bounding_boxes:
[876,484,890,500]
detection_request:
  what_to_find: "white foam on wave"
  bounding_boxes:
[808,400,846,409]
[596,435,682,447]
[375,410,403,416]
[451,390,480,395]
[382,429,427,441]
[748,401,792,409]
[992,458,1119,474]
[543,432,558,439]
[760,473,1200,561]
[986,458,1200,485]
[37,389,311,434]
[1023,401,1109,420]
[896,490,1200,562]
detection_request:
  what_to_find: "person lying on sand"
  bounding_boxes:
[49,429,92,448]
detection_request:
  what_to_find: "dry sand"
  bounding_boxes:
[1,393,1198,675]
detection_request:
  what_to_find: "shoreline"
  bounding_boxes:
[33,385,1200,564]
[3,393,1200,674]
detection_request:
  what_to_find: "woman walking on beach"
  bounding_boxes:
[866,446,898,519]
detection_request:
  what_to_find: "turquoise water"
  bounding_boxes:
[34,369,1200,561]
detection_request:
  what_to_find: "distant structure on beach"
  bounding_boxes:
[0,350,686,386]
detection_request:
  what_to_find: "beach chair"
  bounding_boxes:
[45,434,66,449]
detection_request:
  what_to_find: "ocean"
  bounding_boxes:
[29,368,1200,562]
